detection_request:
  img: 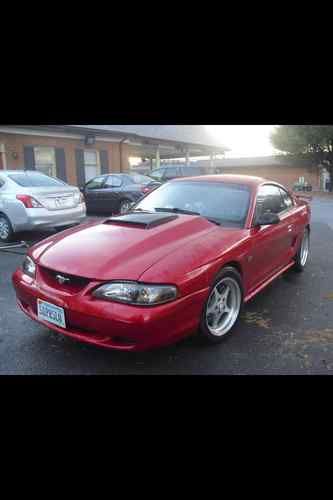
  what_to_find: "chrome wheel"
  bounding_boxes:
[0,217,10,241]
[120,200,132,215]
[300,230,309,267]
[205,277,242,337]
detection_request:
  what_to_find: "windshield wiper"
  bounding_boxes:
[154,207,221,225]
[154,208,221,226]
[154,207,200,216]
[205,218,221,226]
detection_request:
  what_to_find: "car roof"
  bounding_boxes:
[1,170,45,176]
[172,174,268,187]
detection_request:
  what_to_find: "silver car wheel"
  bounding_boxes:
[205,277,242,337]
[0,217,10,241]
[300,230,309,267]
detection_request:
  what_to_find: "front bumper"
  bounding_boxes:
[13,204,87,232]
[12,269,208,351]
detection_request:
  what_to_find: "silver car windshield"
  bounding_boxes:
[7,172,66,188]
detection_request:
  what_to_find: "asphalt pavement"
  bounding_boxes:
[1,199,333,374]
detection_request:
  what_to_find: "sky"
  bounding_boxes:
[129,125,279,165]
[206,125,278,158]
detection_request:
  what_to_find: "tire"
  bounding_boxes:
[0,214,14,244]
[294,227,310,272]
[119,199,132,215]
[199,266,243,344]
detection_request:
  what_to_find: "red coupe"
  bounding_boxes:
[12,175,311,351]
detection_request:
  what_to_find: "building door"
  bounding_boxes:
[84,150,101,182]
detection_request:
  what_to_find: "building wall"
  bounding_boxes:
[221,165,320,190]
[0,132,130,185]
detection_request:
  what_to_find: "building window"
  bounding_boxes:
[84,150,100,181]
[34,147,56,177]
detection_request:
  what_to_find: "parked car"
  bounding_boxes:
[13,174,311,352]
[293,181,312,192]
[149,165,218,183]
[81,173,161,215]
[0,170,86,243]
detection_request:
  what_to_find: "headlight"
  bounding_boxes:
[93,281,178,306]
[22,256,36,278]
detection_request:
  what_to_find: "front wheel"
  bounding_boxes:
[294,228,310,272]
[0,214,14,243]
[199,267,243,344]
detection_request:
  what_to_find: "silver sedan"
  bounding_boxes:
[0,170,86,243]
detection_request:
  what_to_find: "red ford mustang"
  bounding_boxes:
[12,175,311,351]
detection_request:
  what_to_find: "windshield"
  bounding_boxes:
[8,172,66,188]
[135,181,251,227]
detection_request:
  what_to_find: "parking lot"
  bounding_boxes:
[1,196,333,374]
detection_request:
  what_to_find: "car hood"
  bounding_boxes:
[33,215,219,281]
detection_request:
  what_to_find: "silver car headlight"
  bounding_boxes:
[22,256,36,278]
[93,281,178,306]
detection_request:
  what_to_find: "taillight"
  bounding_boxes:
[16,194,43,208]
[141,186,150,194]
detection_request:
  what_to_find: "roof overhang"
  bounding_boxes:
[4,125,228,159]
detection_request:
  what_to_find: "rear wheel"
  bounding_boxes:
[199,267,243,344]
[0,214,14,244]
[294,228,310,272]
[119,199,132,215]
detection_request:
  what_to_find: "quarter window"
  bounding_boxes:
[34,147,56,177]
[84,150,100,182]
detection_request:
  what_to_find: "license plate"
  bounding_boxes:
[37,299,66,328]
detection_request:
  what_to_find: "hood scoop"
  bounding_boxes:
[104,212,178,229]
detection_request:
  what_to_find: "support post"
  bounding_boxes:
[185,149,190,167]
[155,146,160,170]
[210,152,215,169]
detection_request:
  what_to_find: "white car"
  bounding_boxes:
[0,170,86,243]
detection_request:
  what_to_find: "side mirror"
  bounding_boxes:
[256,212,280,226]
[79,186,85,193]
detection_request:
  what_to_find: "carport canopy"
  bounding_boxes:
[52,125,229,166]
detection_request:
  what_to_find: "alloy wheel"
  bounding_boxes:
[0,217,10,241]
[300,230,309,267]
[120,201,132,215]
[205,277,242,337]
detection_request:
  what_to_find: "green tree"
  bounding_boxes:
[270,125,333,180]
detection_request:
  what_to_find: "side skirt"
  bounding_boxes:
[244,261,295,303]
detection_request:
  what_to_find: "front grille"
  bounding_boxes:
[38,266,91,294]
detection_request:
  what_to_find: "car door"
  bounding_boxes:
[247,184,294,290]
[278,187,301,260]
[84,176,107,213]
[98,175,123,214]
